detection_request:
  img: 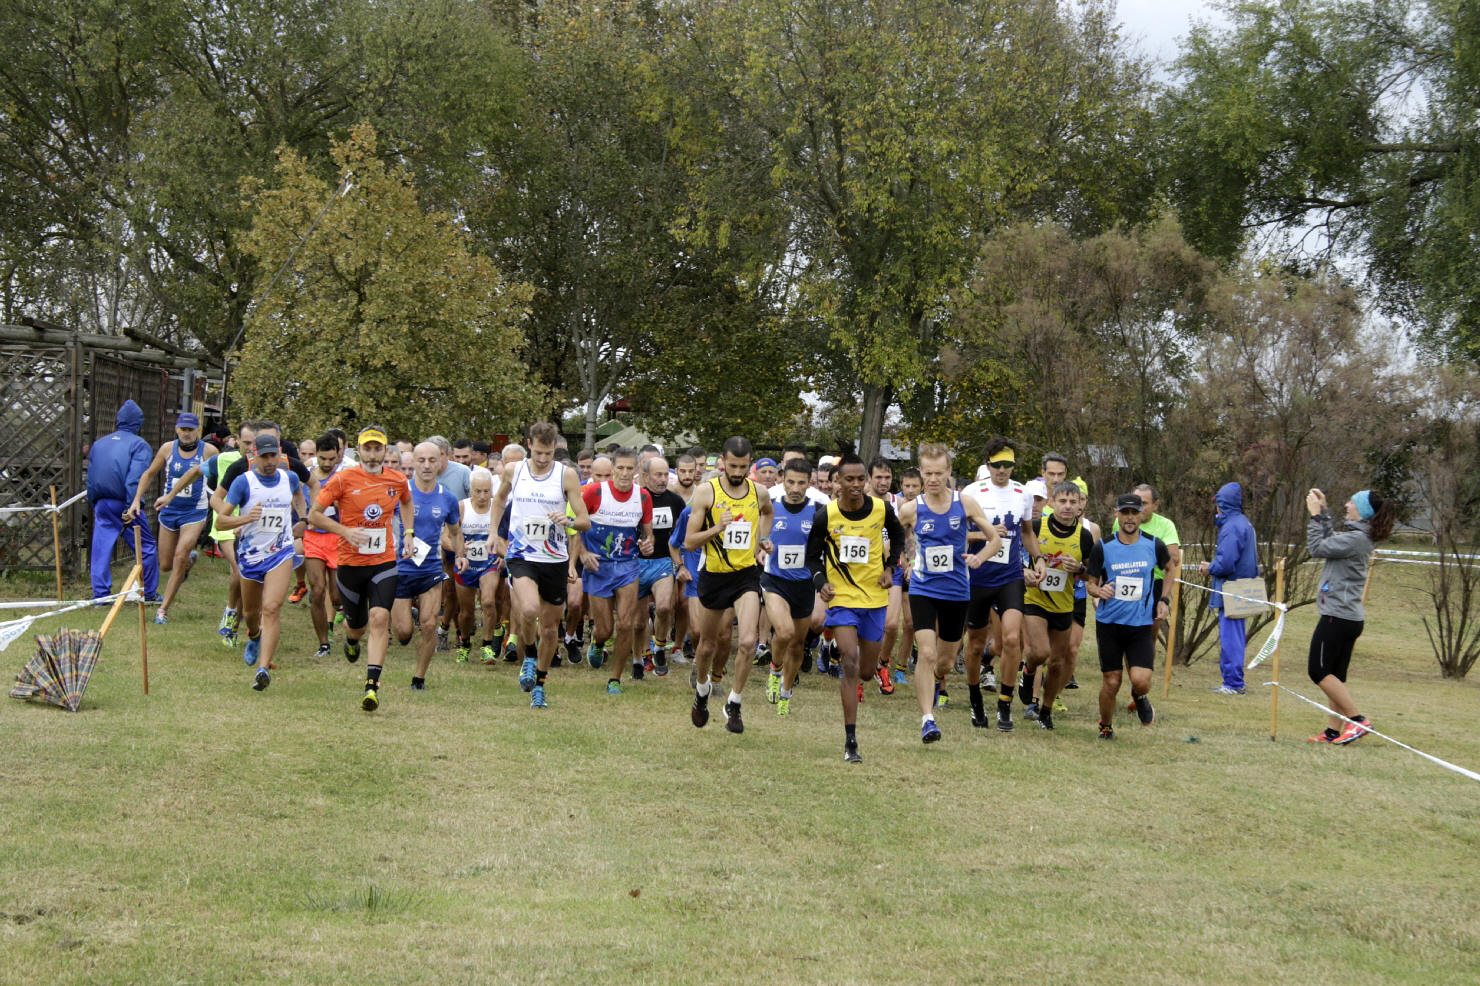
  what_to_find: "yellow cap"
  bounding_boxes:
[357,428,388,447]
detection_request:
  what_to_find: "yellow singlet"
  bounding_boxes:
[822,497,888,610]
[1024,515,1084,614]
[700,477,761,573]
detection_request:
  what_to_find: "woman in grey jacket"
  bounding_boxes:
[1304,488,1396,744]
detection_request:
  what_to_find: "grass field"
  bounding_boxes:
[2,555,1478,985]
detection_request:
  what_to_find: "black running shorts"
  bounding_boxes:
[966,579,1025,629]
[507,558,569,607]
[1307,614,1364,684]
[761,573,815,620]
[1096,621,1155,673]
[698,567,761,611]
[908,593,970,643]
[1023,602,1072,633]
[336,561,397,629]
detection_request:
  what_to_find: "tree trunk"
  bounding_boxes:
[584,398,600,451]
[858,382,892,461]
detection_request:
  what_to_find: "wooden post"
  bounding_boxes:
[50,486,63,602]
[98,567,141,639]
[133,527,149,695]
[1161,578,1181,699]
[1269,556,1286,741]
[1360,557,1376,606]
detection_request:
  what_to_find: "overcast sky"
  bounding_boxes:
[1116,0,1229,68]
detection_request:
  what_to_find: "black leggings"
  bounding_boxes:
[1307,614,1364,684]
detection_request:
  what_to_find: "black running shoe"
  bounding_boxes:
[1097,722,1114,740]
[633,660,644,681]
[344,639,361,663]
[724,700,743,734]
[970,708,990,729]
[843,741,862,764]
[1017,669,1034,707]
[691,690,710,728]
[1134,693,1154,725]
[1065,675,1079,690]
[996,702,1014,732]
[565,638,583,666]
[1037,707,1054,730]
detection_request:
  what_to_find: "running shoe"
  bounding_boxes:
[587,642,605,670]
[891,669,907,684]
[1097,722,1114,740]
[253,667,270,691]
[766,670,781,704]
[983,669,997,690]
[1133,693,1155,725]
[876,666,894,695]
[1023,702,1040,721]
[314,643,331,659]
[776,696,790,717]
[1053,697,1068,714]
[1211,684,1246,695]
[456,646,469,664]
[410,679,426,691]
[996,702,1014,732]
[952,652,966,674]
[653,646,668,676]
[606,679,622,695]
[724,700,743,734]
[518,657,537,692]
[753,643,770,667]
[1037,707,1054,730]
[1333,716,1372,745]
[632,660,644,681]
[503,640,519,663]
[1064,675,1078,690]
[480,644,496,665]
[289,583,308,604]
[970,706,989,729]
[1307,730,1338,744]
[530,684,547,708]
[691,690,709,728]
[935,686,949,710]
[243,634,260,667]
[921,720,942,744]
[344,639,361,663]
[334,610,345,629]
[153,610,168,625]
[1017,669,1034,707]
[361,686,379,712]
[642,654,654,674]
[216,611,233,637]
[843,741,862,764]
[800,645,813,673]
[550,652,563,668]
[564,638,583,666]
[435,626,449,652]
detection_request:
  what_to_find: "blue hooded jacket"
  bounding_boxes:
[1207,481,1259,611]
[86,400,154,505]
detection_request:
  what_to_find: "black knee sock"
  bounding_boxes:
[366,665,381,687]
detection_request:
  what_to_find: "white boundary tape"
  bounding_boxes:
[1266,682,1480,783]
[1175,577,1288,669]
[0,490,87,518]
[0,589,142,653]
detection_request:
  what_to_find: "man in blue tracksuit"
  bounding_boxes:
[86,399,160,600]
[1200,481,1258,693]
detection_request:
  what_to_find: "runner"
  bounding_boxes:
[683,436,774,733]
[1085,493,1172,738]
[132,412,218,624]
[898,444,1001,743]
[215,433,308,691]
[455,467,504,664]
[638,455,686,676]
[959,436,1047,731]
[202,421,255,646]
[805,453,904,762]
[889,466,924,681]
[668,502,705,668]
[1020,482,1096,729]
[762,458,822,717]
[427,435,472,654]
[306,426,414,712]
[868,457,907,695]
[489,422,591,709]
[575,447,595,484]
[303,433,345,657]
[575,447,653,693]
[391,441,465,690]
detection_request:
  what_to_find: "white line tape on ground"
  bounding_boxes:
[1266,682,1480,783]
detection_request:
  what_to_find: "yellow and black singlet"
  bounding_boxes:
[700,476,762,573]
[1024,514,1094,614]
[819,496,890,609]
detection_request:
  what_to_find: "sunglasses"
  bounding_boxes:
[989,461,1016,469]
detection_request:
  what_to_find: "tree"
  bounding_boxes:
[672,0,1153,458]
[233,124,544,439]
[1162,0,1480,360]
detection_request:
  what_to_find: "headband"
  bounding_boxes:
[1352,490,1374,520]
[988,448,1016,464]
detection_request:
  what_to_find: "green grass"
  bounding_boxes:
[2,557,1478,985]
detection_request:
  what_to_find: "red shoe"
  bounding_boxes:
[288,583,308,604]
[1333,717,1372,745]
[1307,731,1336,743]
[857,681,864,703]
[876,666,894,695]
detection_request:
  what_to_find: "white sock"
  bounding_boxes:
[923,713,935,725]
[779,689,792,700]
[696,680,711,697]
[728,690,743,706]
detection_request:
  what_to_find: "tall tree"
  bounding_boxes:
[672,0,1152,458]
[1162,0,1480,360]
[234,125,544,439]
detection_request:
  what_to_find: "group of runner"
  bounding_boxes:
[126,414,1226,760]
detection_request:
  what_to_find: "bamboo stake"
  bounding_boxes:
[134,527,149,695]
[1161,575,1181,699]
[50,486,63,601]
[1269,556,1286,741]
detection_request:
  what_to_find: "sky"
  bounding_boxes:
[1115,0,1228,68]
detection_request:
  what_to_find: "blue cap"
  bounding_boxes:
[176,412,200,429]
[754,457,778,471]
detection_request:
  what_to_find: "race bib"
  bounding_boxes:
[922,545,954,573]
[988,538,1011,565]
[777,545,806,570]
[523,516,551,542]
[838,535,870,565]
[358,527,386,555]
[722,521,753,552]
[411,536,432,567]
[1040,568,1068,593]
[322,504,337,519]
[259,509,289,534]
[1113,578,1144,601]
[465,541,488,563]
[651,507,673,529]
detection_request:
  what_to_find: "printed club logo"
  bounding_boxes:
[363,503,384,523]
